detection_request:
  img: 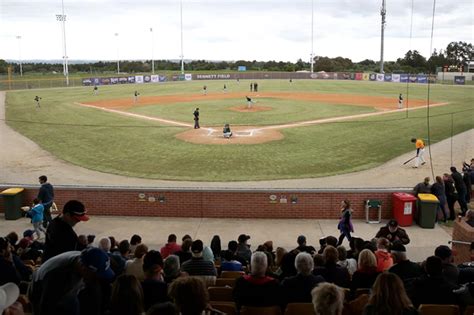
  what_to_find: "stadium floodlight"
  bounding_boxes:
[180,0,184,75]
[115,33,120,74]
[150,27,155,74]
[310,0,314,73]
[55,0,69,86]
[16,36,23,77]
[379,0,387,74]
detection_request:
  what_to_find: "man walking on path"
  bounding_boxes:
[38,175,54,228]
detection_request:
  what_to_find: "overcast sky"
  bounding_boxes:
[0,0,472,63]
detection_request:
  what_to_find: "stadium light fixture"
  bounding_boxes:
[115,33,120,74]
[16,36,23,77]
[55,0,69,86]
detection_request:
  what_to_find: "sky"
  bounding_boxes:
[0,0,472,63]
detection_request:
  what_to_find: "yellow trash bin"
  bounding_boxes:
[1,188,25,220]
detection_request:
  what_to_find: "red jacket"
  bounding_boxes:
[160,242,181,259]
[375,250,393,272]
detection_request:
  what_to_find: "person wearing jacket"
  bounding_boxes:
[23,198,46,239]
[375,220,410,246]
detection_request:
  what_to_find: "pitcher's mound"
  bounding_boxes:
[230,105,273,113]
[175,126,284,144]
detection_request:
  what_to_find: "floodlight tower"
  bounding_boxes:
[56,0,69,86]
[150,28,155,74]
[379,0,387,73]
[16,36,23,76]
[180,0,184,75]
[115,33,120,74]
[310,0,314,73]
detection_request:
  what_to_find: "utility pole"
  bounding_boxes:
[16,36,23,76]
[150,28,155,74]
[180,0,184,75]
[380,0,386,73]
[115,33,120,74]
[310,0,314,73]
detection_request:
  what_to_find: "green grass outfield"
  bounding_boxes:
[5,80,474,181]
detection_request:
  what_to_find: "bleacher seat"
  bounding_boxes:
[210,302,237,315]
[240,306,282,315]
[418,304,460,315]
[214,278,236,288]
[220,271,245,279]
[284,303,315,315]
[208,286,233,302]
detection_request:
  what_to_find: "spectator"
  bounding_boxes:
[431,176,448,222]
[0,237,21,286]
[110,274,144,315]
[168,277,209,315]
[126,244,149,281]
[279,250,299,280]
[413,177,432,197]
[434,245,459,285]
[313,246,350,288]
[451,166,469,215]
[37,175,54,228]
[443,173,458,220]
[351,249,380,296]
[263,240,276,263]
[311,283,344,315]
[141,250,169,311]
[29,248,114,315]
[294,235,316,255]
[180,240,217,286]
[410,256,458,308]
[43,200,89,262]
[23,198,46,239]
[163,254,184,284]
[160,234,181,259]
[281,252,325,304]
[111,240,131,276]
[77,235,88,251]
[374,238,393,272]
[314,254,326,268]
[98,237,111,253]
[109,236,118,253]
[233,252,281,310]
[210,235,221,259]
[0,282,23,315]
[388,243,423,283]
[202,244,215,262]
[363,272,417,315]
[336,245,357,275]
[463,168,472,204]
[236,234,252,264]
[174,238,193,264]
[337,200,354,246]
[129,234,142,255]
[221,242,243,272]
[86,235,95,247]
[375,220,410,245]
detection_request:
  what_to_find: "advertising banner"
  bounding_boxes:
[355,73,363,80]
[454,76,466,85]
[100,78,111,85]
[110,77,119,84]
[119,77,128,84]
[337,73,351,80]
[127,76,135,83]
[194,73,232,80]
[238,66,247,71]
[392,74,401,83]
[384,74,392,82]
[135,75,144,84]
[369,73,376,81]
[363,73,370,81]
[82,78,92,86]
[159,75,167,82]
[185,73,192,81]
[417,75,428,83]
[144,75,151,83]
[409,75,418,83]
[93,78,100,85]
[376,74,384,82]
[400,74,409,82]
[151,75,159,83]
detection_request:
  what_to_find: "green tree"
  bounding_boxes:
[445,41,473,68]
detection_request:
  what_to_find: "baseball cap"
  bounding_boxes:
[297,235,306,245]
[63,200,89,221]
[391,243,406,252]
[435,245,453,259]
[0,282,20,313]
[238,234,251,243]
[191,240,204,253]
[388,219,399,227]
[80,248,115,281]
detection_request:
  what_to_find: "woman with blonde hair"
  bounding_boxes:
[363,272,417,315]
[351,249,380,296]
[311,283,344,315]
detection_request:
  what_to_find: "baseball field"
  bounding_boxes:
[4,79,473,181]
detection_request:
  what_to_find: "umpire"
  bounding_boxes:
[193,108,200,129]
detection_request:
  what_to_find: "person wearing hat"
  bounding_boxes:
[43,200,89,262]
[388,243,423,283]
[236,234,252,264]
[375,219,410,246]
[29,247,114,315]
[180,240,217,286]
[434,245,459,286]
[0,282,23,315]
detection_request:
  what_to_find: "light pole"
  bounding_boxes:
[150,27,155,74]
[56,0,69,86]
[180,0,184,75]
[115,33,120,74]
[379,0,387,74]
[310,0,314,73]
[16,36,23,76]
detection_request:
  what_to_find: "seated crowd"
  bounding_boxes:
[0,199,473,315]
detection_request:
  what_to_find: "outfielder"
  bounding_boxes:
[411,138,426,168]
[34,96,42,108]
[134,91,140,103]
[398,93,403,109]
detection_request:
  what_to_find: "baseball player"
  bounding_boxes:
[34,96,42,108]
[203,85,207,95]
[411,138,426,168]
[223,123,232,139]
[193,108,200,129]
[398,93,403,109]
[245,96,255,109]
[223,84,227,93]
[134,91,140,103]
[93,86,98,95]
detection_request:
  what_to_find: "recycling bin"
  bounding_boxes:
[392,192,417,227]
[1,188,25,220]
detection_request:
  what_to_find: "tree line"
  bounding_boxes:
[0,41,471,75]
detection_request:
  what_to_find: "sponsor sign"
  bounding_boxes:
[159,75,167,82]
[417,75,428,83]
[110,77,119,84]
[194,73,232,80]
[100,77,111,85]
[128,76,135,83]
[400,74,409,82]
[369,73,376,81]
[454,76,465,85]
[150,75,159,83]
[82,78,92,86]
[144,75,151,83]
[118,77,128,84]
[392,74,400,83]
[384,74,392,82]
[135,75,144,84]
[184,73,192,81]
[362,73,370,81]
[238,66,247,71]
[93,78,100,85]
[409,75,418,83]
[376,74,385,82]
[355,73,363,80]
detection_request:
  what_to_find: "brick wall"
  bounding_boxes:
[452,220,474,265]
[0,186,404,220]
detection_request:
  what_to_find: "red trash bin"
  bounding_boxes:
[392,192,417,227]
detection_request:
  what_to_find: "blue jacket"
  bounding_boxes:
[28,204,44,223]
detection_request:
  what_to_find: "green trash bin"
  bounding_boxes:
[417,193,439,229]
[1,188,25,220]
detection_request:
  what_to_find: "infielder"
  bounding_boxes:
[93,86,98,96]
[246,96,255,109]
[411,138,426,168]
[398,93,403,109]
[203,85,207,95]
[34,96,42,108]
[134,91,140,103]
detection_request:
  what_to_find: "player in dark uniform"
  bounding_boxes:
[134,91,140,103]
[193,108,200,129]
[398,93,403,109]
[34,96,42,108]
